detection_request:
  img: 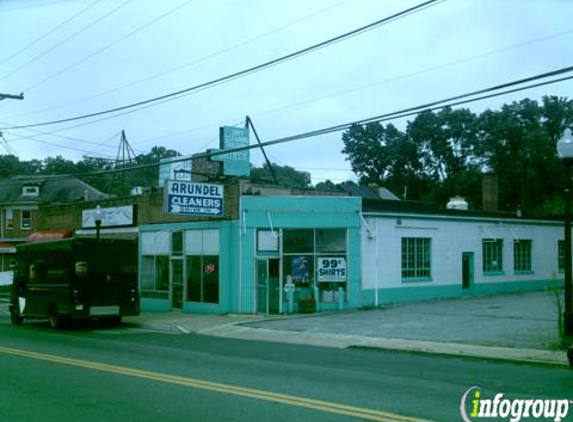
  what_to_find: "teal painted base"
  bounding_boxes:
[182,302,226,314]
[141,298,171,312]
[141,298,228,314]
[362,279,559,306]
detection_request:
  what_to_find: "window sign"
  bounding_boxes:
[258,230,279,252]
[317,257,347,283]
[165,181,224,216]
[158,155,192,187]
[210,126,250,176]
[290,256,310,283]
[83,205,134,228]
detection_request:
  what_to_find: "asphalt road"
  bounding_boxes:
[0,318,571,422]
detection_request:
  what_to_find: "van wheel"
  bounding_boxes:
[49,308,62,330]
[10,305,23,325]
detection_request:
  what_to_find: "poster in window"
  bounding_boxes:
[317,257,347,282]
[291,256,310,283]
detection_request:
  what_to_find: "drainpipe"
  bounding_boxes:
[374,219,379,308]
[238,199,244,313]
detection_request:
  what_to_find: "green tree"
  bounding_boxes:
[407,107,481,206]
[342,122,428,199]
[251,163,311,188]
[42,155,78,175]
[476,96,573,216]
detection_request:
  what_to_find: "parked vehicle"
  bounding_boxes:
[9,234,139,328]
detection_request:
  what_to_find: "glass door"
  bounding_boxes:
[256,258,281,314]
[171,258,184,309]
[256,259,268,314]
[462,252,474,290]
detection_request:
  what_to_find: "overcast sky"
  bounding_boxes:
[0,0,572,185]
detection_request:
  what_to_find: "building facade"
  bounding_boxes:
[138,196,362,314]
[30,176,567,315]
[361,207,563,306]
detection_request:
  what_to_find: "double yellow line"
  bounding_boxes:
[0,346,438,422]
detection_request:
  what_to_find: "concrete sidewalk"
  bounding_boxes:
[124,291,572,368]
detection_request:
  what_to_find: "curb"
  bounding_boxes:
[196,325,571,367]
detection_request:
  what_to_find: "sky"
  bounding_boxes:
[0,0,572,185]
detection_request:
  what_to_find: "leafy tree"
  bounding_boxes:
[43,155,78,175]
[342,122,428,199]
[341,96,573,213]
[251,163,311,188]
[476,97,572,216]
[407,107,481,205]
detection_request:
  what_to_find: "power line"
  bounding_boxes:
[0,0,445,131]
[18,67,573,183]
[0,0,133,84]
[5,0,352,121]
[22,0,198,94]
[0,0,77,13]
[0,0,102,67]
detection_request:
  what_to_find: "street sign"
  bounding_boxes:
[165,180,224,216]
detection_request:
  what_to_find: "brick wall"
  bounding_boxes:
[37,183,241,232]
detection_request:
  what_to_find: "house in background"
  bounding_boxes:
[0,175,108,270]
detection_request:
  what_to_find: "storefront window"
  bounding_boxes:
[283,229,314,253]
[141,255,169,299]
[283,255,313,285]
[186,255,219,303]
[282,229,347,304]
[317,229,346,253]
[171,231,183,255]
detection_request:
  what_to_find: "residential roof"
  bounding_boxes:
[0,176,108,205]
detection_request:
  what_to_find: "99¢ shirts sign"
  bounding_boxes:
[317,257,347,282]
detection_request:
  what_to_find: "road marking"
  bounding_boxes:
[0,345,438,422]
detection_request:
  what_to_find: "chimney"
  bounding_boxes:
[482,170,499,212]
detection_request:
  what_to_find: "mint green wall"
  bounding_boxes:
[362,278,558,306]
[138,221,237,314]
[240,196,362,313]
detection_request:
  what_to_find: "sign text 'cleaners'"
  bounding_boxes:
[165,181,224,216]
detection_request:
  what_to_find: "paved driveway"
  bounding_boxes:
[247,291,564,350]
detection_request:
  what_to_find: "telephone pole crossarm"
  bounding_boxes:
[0,92,24,101]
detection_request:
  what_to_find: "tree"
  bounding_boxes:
[43,155,78,175]
[476,96,573,215]
[340,97,573,213]
[251,163,311,188]
[342,122,428,199]
[407,107,481,205]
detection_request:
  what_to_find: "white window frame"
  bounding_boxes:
[20,210,32,230]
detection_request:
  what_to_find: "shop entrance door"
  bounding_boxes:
[462,252,474,290]
[256,258,280,314]
[171,258,184,309]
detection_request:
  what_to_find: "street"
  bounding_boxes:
[0,318,571,422]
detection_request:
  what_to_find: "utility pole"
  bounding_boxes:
[0,92,24,101]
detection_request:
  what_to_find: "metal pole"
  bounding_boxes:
[564,164,573,337]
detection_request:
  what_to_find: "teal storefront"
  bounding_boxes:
[138,195,362,314]
[238,196,362,314]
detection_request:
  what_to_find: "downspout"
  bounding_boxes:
[374,219,379,308]
[238,199,245,313]
[360,214,378,307]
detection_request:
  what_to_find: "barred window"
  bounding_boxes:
[513,239,532,272]
[483,239,503,273]
[401,237,431,280]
